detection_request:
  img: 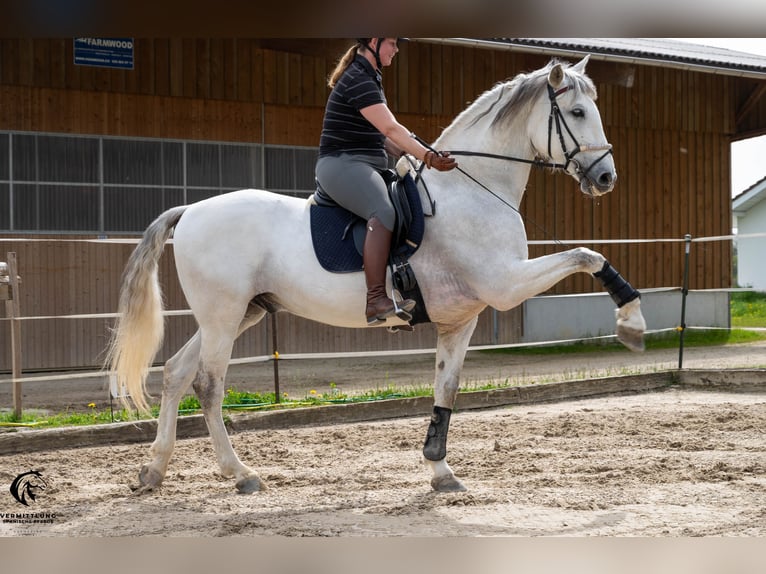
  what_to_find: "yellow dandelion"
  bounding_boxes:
[309,390,317,395]
[87,402,96,408]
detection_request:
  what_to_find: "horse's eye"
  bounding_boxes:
[571,108,585,118]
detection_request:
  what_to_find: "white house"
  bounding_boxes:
[733,177,766,291]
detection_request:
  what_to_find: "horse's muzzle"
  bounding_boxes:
[581,168,617,197]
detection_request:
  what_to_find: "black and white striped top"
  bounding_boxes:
[319,55,387,159]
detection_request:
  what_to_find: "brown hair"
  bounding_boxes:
[327,42,362,88]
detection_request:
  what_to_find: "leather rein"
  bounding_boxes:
[415,82,613,187]
[409,82,614,243]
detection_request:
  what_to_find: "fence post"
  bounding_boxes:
[678,234,692,369]
[2,253,23,419]
[271,313,281,403]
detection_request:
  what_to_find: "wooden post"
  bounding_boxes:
[3,253,23,419]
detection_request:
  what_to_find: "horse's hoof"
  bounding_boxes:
[235,474,265,494]
[431,475,467,492]
[130,483,157,495]
[617,326,645,352]
[131,464,164,494]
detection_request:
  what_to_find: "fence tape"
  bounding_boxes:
[0,287,760,323]
[527,231,766,245]
[2,232,765,247]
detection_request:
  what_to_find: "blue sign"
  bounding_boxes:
[74,38,134,69]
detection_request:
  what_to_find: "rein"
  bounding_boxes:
[439,83,613,179]
[410,81,613,246]
[411,135,563,244]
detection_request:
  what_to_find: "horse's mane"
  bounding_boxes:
[439,59,597,139]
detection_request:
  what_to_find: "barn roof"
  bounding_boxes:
[427,38,766,80]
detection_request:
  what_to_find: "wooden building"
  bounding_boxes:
[2,38,766,371]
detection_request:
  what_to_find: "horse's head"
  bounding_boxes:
[435,55,616,199]
[528,55,617,197]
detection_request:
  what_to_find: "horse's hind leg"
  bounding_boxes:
[193,307,267,494]
[423,316,478,492]
[134,331,202,493]
[134,305,267,494]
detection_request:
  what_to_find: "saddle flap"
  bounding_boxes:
[309,169,426,273]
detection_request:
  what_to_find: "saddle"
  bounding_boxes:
[309,168,432,326]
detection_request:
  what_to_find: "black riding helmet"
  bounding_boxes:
[356,38,409,70]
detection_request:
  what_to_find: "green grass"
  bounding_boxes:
[0,405,158,429]
[478,328,766,357]
[731,291,766,328]
[2,293,765,429]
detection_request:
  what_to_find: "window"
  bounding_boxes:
[0,131,318,234]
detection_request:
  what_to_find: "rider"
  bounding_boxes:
[316,38,458,326]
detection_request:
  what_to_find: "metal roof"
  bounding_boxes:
[733,176,766,214]
[426,38,766,80]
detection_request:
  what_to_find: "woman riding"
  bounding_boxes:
[315,37,458,326]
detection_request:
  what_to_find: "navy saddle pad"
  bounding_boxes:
[309,171,425,273]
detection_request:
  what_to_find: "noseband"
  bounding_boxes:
[546,83,613,184]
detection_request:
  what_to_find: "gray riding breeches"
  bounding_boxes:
[315,153,396,232]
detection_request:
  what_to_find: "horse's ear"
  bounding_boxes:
[571,54,590,75]
[548,62,564,89]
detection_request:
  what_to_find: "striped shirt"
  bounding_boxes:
[319,54,387,158]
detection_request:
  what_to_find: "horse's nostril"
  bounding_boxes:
[599,172,615,187]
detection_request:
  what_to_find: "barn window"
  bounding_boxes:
[0,131,318,235]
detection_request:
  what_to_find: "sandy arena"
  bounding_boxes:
[0,342,764,536]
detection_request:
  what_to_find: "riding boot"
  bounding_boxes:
[363,217,415,325]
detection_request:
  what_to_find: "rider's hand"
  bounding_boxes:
[424,151,457,172]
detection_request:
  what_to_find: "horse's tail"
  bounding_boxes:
[104,205,188,414]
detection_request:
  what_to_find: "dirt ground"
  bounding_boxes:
[0,388,764,536]
[0,341,764,537]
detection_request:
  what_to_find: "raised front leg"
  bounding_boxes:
[488,248,645,352]
[491,247,608,309]
[593,260,646,351]
[423,317,478,492]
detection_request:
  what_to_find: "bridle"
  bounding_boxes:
[408,79,615,243]
[544,83,613,184]
[439,81,614,188]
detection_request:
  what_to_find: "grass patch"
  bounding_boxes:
[731,291,766,328]
[478,328,766,357]
[0,405,157,429]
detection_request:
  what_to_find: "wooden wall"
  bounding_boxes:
[1,38,753,370]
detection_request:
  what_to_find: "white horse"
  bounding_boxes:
[106,55,646,494]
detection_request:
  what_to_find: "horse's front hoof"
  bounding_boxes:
[131,464,164,494]
[617,326,645,352]
[235,473,265,494]
[431,475,467,492]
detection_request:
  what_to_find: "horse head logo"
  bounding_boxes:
[10,470,48,506]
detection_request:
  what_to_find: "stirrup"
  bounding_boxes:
[391,288,414,322]
[387,324,414,333]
